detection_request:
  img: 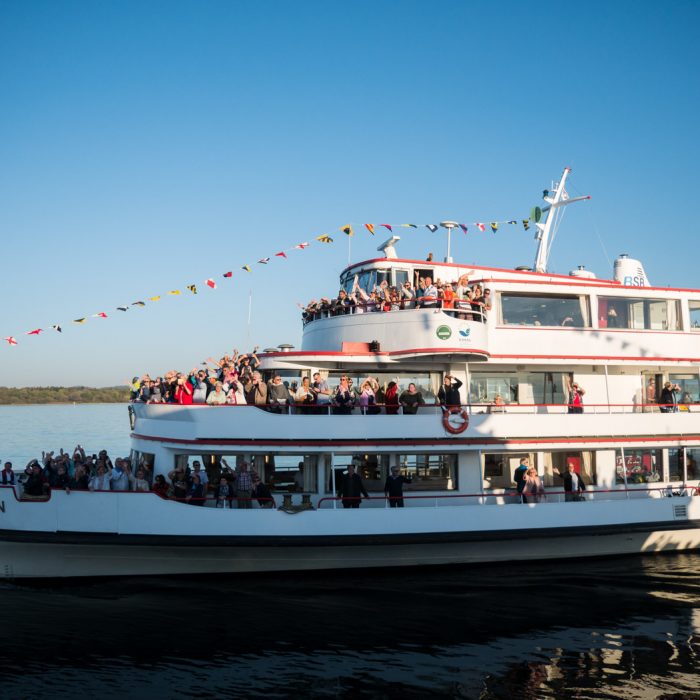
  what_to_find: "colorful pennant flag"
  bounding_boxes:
[476,223,485,232]
[275,251,287,258]
[258,258,270,264]
[51,325,62,333]
[4,336,17,345]
[459,224,468,234]
[205,279,216,289]
[425,224,438,233]
[401,224,417,228]
[149,296,161,302]
[363,224,373,236]
[490,222,498,233]
[132,301,145,307]
[223,271,233,278]
[316,234,333,243]
[507,220,517,225]
[93,312,108,318]
[381,224,392,232]
[73,318,86,324]
[342,225,354,237]
[26,329,42,335]
[186,285,197,295]
[242,265,251,273]
[522,219,530,231]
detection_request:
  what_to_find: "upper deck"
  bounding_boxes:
[295,257,700,368]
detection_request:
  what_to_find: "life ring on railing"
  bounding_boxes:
[442,407,469,434]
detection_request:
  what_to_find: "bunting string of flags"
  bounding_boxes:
[4,215,532,346]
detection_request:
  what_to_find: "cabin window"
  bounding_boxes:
[326,371,438,405]
[541,451,597,487]
[668,374,700,405]
[470,371,569,406]
[499,293,589,327]
[668,448,700,481]
[482,452,536,489]
[689,301,700,330]
[328,453,456,494]
[598,297,681,330]
[250,454,318,493]
[393,269,410,288]
[615,449,662,485]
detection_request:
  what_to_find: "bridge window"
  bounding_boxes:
[690,301,700,330]
[599,297,681,330]
[500,293,589,327]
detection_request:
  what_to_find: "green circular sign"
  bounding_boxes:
[436,325,452,340]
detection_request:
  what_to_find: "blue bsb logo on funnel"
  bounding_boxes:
[458,326,471,338]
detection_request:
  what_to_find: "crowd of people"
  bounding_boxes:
[128,342,470,414]
[2,445,275,508]
[302,272,492,324]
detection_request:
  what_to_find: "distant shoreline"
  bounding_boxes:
[0,387,129,405]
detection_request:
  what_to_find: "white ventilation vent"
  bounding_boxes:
[673,505,688,519]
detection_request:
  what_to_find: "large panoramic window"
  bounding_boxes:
[500,293,589,327]
[689,301,700,330]
[615,449,662,485]
[668,448,700,482]
[482,452,535,489]
[470,371,569,406]
[599,297,681,330]
[668,374,700,405]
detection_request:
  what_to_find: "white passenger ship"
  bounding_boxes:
[2,168,699,578]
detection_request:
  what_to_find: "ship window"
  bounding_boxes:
[689,301,700,330]
[393,269,409,288]
[668,448,700,482]
[482,452,536,489]
[599,297,681,330]
[668,374,700,405]
[541,451,597,487]
[327,453,456,494]
[615,449,662,485]
[327,371,437,404]
[250,454,318,493]
[500,294,589,327]
[470,371,569,406]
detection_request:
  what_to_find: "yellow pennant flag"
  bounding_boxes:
[242,265,252,273]
[149,296,161,302]
[73,318,86,324]
[316,234,333,243]
[186,284,197,294]
[168,290,182,296]
[341,225,354,237]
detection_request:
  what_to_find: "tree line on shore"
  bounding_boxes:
[0,386,130,404]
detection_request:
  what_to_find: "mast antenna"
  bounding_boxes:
[532,167,590,273]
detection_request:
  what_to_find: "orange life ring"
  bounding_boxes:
[443,407,469,434]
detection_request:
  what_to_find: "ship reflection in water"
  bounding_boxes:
[2,554,700,699]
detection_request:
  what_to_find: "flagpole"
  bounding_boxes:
[247,290,252,348]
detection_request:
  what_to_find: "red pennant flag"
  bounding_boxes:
[364,223,375,235]
[4,336,17,345]
[476,223,485,232]
[206,278,216,289]
[26,329,42,335]
[94,312,108,318]
[223,271,233,278]
[381,224,393,232]
[295,242,309,249]
[275,251,287,258]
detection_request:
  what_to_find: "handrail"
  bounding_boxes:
[302,299,487,325]
[132,399,698,414]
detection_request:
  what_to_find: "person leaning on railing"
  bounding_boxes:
[399,383,425,415]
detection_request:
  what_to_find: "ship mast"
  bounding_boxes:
[533,167,590,273]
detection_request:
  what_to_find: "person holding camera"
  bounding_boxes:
[660,381,681,413]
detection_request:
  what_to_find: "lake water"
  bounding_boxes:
[1,404,699,698]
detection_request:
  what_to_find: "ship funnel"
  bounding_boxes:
[613,254,650,287]
[569,265,596,280]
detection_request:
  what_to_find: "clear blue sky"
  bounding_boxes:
[1,0,698,387]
